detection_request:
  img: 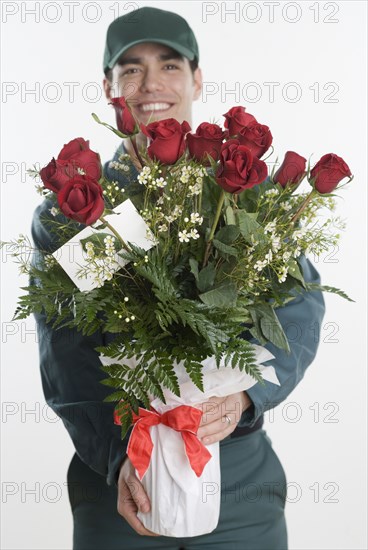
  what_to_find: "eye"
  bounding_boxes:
[164,64,179,70]
[122,67,140,76]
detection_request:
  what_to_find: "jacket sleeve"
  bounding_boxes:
[237,254,326,427]
[31,198,129,486]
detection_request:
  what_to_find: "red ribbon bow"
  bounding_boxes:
[114,405,212,480]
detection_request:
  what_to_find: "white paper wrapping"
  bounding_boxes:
[52,199,155,291]
[100,345,279,537]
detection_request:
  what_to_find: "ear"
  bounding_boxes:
[103,78,112,101]
[193,67,203,101]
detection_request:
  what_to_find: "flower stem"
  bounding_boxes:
[202,190,225,267]
[100,216,131,253]
[291,189,317,224]
[129,136,144,170]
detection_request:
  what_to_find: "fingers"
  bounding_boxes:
[197,413,235,443]
[198,394,243,427]
[117,459,159,537]
[196,392,248,444]
[196,396,227,426]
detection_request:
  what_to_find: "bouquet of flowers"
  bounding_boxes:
[5,100,353,536]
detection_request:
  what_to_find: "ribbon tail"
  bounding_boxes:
[127,423,154,480]
[182,432,212,477]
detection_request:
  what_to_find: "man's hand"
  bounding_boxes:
[196,391,252,445]
[117,456,159,537]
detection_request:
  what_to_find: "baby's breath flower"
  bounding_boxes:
[178,230,190,243]
[265,188,279,197]
[190,213,203,225]
[190,228,200,240]
[154,177,167,188]
[271,236,281,252]
[278,266,289,283]
[265,249,273,263]
[264,220,277,233]
[254,260,267,271]
[49,207,58,217]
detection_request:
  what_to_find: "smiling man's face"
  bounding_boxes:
[104,42,202,127]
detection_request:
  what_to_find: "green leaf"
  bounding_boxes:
[225,205,236,225]
[213,239,238,257]
[199,282,238,308]
[235,210,262,242]
[189,258,199,282]
[249,304,290,352]
[215,225,240,244]
[304,283,355,302]
[197,263,216,293]
[287,258,306,287]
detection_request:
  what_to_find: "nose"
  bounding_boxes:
[140,67,164,94]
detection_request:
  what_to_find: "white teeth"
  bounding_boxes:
[140,103,171,112]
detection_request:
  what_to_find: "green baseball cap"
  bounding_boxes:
[103,6,199,75]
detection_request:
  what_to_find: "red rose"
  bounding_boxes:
[237,122,273,158]
[186,122,227,163]
[39,158,71,193]
[273,151,307,187]
[140,118,191,164]
[216,139,268,194]
[40,137,101,193]
[310,153,352,194]
[110,97,137,135]
[57,175,104,225]
[223,106,256,136]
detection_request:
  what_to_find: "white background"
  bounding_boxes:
[1,1,367,549]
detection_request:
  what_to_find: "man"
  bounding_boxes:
[31,6,325,549]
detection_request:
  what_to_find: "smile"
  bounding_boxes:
[138,103,173,113]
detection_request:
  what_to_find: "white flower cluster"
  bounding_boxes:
[264,188,279,198]
[109,160,130,172]
[166,205,183,223]
[82,236,119,287]
[113,297,135,324]
[138,165,166,189]
[178,165,206,196]
[49,207,58,217]
[178,229,200,242]
[44,254,57,270]
[102,181,122,204]
[178,211,203,243]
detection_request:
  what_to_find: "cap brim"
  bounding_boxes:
[106,38,196,73]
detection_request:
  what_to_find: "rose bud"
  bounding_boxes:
[40,158,71,193]
[216,139,268,194]
[223,106,256,136]
[58,137,101,180]
[310,153,352,194]
[40,138,101,193]
[186,122,227,163]
[273,151,307,187]
[57,175,104,225]
[237,122,273,158]
[140,118,191,165]
[110,97,137,136]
